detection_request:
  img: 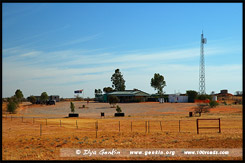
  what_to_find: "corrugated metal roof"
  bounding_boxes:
[108,90,150,96]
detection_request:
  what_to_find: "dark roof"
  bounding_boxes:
[108,90,150,97]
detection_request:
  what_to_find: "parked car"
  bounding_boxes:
[46,100,56,105]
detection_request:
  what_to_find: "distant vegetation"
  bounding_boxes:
[111,69,126,91]
[40,92,49,104]
[186,90,198,103]
[108,95,119,107]
[27,96,37,104]
[6,89,24,113]
[103,87,113,93]
[196,94,212,101]
[209,100,219,108]
[151,73,166,96]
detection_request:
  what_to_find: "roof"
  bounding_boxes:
[107,90,150,97]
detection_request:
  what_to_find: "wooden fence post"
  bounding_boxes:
[76,120,78,127]
[196,119,199,134]
[40,124,42,136]
[219,118,221,133]
[148,121,150,133]
[145,121,147,133]
[11,115,12,121]
[118,121,120,132]
[95,121,98,138]
[160,121,162,131]
[179,120,180,132]
[131,121,132,132]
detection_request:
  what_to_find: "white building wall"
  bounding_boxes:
[168,95,188,103]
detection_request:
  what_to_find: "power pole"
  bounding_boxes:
[199,31,207,94]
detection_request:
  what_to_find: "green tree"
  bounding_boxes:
[186,90,198,103]
[151,73,166,96]
[70,102,75,113]
[15,89,24,102]
[103,87,113,93]
[111,69,126,91]
[40,92,49,104]
[27,95,37,104]
[108,95,120,108]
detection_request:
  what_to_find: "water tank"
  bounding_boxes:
[212,96,217,101]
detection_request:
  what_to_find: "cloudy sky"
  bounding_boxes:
[2,3,242,98]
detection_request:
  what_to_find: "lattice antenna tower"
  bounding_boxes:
[199,30,207,94]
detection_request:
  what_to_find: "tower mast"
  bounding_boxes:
[199,31,207,94]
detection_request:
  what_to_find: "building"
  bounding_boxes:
[106,90,150,103]
[49,95,60,102]
[168,94,188,103]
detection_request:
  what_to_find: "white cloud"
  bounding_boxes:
[2,43,242,98]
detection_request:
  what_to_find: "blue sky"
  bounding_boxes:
[2,3,242,98]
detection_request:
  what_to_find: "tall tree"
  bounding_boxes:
[40,92,49,104]
[186,90,198,103]
[15,89,24,102]
[111,69,126,91]
[151,73,166,95]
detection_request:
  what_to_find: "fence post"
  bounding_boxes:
[145,121,147,133]
[95,121,98,138]
[219,118,221,133]
[60,120,61,127]
[11,115,12,121]
[46,119,47,126]
[97,121,98,130]
[40,124,42,136]
[131,121,132,132]
[148,121,150,133]
[196,119,199,134]
[76,120,78,127]
[179,120,180,133]
[33,117,35,124]
[160,121,162,131]
[22,116,23,122]
[6,113,7,119]
[118,121,120,132]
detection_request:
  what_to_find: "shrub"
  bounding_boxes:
[223,101,227,105]
[209,101,219,108]
[194,103,210,114]
[70,102,75,113]
[7,101,18,113]
[116,105,122,113]
[196,94,212,100]
[28,96,37,104]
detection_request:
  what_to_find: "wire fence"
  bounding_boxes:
[3,115,242,138]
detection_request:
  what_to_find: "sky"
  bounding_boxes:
[2,3,242,98]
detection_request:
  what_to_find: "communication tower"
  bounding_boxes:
[199,31,207,94]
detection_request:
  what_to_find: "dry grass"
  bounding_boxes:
[2,102,242,160]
